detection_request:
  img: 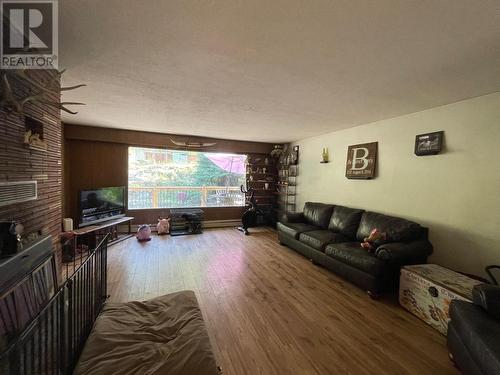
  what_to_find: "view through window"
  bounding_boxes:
[128,147,247,209]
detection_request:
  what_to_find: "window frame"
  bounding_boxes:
[127,146,248,210]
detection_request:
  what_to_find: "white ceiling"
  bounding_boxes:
[60,0,500,143]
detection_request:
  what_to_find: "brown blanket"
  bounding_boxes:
[74,291,219,375]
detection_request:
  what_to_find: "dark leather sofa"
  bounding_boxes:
[448,284,500,375]
[277,202,433,296]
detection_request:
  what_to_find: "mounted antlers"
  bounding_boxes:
[170,138,217,148]
[0,69,86,115]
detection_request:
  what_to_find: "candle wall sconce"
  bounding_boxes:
[321,148,329,163]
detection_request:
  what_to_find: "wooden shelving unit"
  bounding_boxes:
[277,146,299,218]
[245,153,279,226]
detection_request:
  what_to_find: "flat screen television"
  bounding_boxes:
[79,186,126,227]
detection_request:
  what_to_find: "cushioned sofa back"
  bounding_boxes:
[303,202,334,229]
[328,205,364,238]
[356,211,425,242]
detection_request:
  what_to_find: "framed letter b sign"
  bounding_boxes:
[346,142,377,179]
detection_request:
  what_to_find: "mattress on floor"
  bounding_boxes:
[74,290,219,375]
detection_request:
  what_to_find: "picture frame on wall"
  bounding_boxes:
[345,142,377,179]
[414,131,444,156]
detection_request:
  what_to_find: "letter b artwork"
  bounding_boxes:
[345,142,378,179]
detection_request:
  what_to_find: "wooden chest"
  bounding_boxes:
[399,264,483,335]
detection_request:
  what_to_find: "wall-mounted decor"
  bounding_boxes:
[24,116,47,151]
[169,138,216,148]
[270,145,283,158]
[321,147,329,163]
[345,142,377,179]
[0,69,86,116]
[414,131,444,156]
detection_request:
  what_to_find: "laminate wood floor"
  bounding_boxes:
[107,227,459,375]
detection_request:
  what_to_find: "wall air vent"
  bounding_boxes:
[0,181,38,207]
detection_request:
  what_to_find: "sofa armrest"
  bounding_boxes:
[374,240,433,263]
[472,284,500,320]
[285,212,305,223]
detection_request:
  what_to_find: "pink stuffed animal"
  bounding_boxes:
[361,228,387,252]
[136,224,152,242]
[156,217,170,235]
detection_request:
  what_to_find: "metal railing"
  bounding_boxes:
[0,235,109,375]
[128,186,245,209]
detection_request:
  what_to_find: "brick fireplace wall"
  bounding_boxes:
[0,70,62,252]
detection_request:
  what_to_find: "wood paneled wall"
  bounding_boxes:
[64,139,128,223]
[64,124,277,225]
[0,70,62,250]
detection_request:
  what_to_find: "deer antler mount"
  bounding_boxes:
[0,69,86,115]
[170,138,217,148]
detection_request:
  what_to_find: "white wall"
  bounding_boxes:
[294,92,500,277]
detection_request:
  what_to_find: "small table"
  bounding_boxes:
[62,217,134,264]
[399,264,483,335]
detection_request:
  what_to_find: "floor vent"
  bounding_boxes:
[0,181,38,207]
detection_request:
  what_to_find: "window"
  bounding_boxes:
[128,147,247,209]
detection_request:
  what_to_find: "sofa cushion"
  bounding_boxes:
[303,202,334,229]
[449,300,500,375]
[277,222,318,239]
[328,205,364,238]
[298,230,348,252]
[74,291,219,375]
[356,211,424,243]
[324,242,384,276]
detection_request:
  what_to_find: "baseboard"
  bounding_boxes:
[119,219,241,233]
[203,219,242,228]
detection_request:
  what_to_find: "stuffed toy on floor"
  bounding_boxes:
[156,217,170,235]
[136,224,152,242]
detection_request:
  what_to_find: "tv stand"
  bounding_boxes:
[62,217,134,264]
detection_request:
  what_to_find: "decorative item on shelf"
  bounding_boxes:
[21,230,44,248]
[264,182,269,190]
[270,145,283,158]
[249,156,262,164]
[23,116,48,150]
[290,145,299,165]
[62,218,74,232]
[321,147,329,163]
[23,130,48,151]
[414,131,444,156]
[169,138,216,149]
[264,158,269,165]
[278,144,288,165]
[0,69,86,115]
[262,167,267,174]
[345,142,377,179]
